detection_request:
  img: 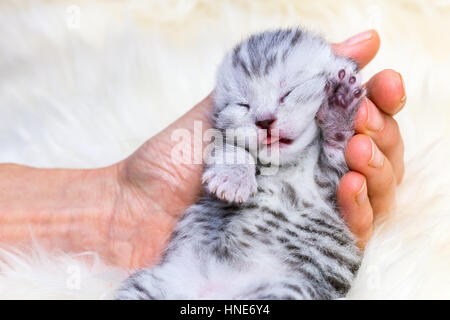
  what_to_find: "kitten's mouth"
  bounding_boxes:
[263,131,293,146]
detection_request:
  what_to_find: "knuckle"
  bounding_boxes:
[384,168,396,189]
[368,165,396,205]
[352,209,373,236]
[346,134,372,159]
[380,116,400,150]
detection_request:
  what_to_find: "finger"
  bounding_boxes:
[345,134,397,216]
[365,69,406,115]
[337,171,373,249]
[354,98,405,183]
[332,30,380,69]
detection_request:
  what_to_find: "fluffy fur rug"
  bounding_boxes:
[1,0,449,299]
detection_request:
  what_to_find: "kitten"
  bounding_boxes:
[116,28,365,300]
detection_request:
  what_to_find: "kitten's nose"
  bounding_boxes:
[255,118,276,129]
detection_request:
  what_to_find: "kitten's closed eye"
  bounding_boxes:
[279,90,293,104]
[237,103,250,109]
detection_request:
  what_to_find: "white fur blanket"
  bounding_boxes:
[0,0,449,299]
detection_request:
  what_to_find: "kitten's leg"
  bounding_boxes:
[234,278,328,300]
[115,247,200,300]
[316,63,365,172]
[115,269,165,300]
[116,214,208,300]
[309,64,364,296]
[203,144,257,203]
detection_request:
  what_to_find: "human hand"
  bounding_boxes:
[333,31,406,249]
[107,30,405,269]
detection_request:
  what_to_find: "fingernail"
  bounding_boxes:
[365,97,384,132]
[355,181,368,206]
[344,30,373,46]
[368,138,384,168]
[395,72,407,113]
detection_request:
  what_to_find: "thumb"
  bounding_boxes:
[332,30,380,69]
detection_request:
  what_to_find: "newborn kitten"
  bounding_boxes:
[116,28,365,299]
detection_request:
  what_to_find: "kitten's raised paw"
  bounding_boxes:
[325,67,364,112]
[202,165,257,203]
[316,66,366,146]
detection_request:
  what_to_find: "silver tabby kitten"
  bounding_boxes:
[116,28,365,300]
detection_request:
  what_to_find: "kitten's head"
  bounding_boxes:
[213,29,333,165]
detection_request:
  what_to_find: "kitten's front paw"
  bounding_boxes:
[202,165,257,203]
[325,67,364,112]
[316,66,366,145]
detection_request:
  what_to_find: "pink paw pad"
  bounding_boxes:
[316,66,366,147]
[325,68,364,111]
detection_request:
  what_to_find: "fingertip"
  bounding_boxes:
[354,98,369,133]
[332,30,380,69]
[345,134,373,169]
[354,98,405,183]
[338,171,366,197]
[354,97,387,134]
[337,171,366,212]
[337,172,374,238]
[337,171,365,217]
[366,69,406,115]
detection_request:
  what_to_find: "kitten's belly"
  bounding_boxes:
[210,178,357,272]
[187,170,359,297]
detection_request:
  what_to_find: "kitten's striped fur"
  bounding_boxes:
[117,28,364,299]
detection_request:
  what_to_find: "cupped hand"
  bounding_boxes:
[108,30,405,269]
[333,32,406,249]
